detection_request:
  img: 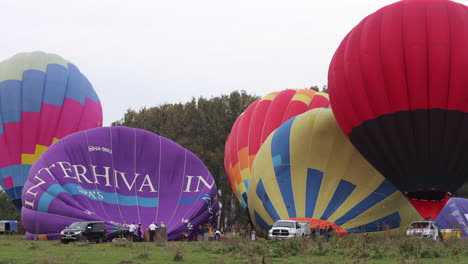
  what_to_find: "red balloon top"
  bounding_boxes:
[329,0,468,136]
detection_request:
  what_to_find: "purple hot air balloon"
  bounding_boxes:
[21,126,219,241]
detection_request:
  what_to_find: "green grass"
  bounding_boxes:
[0,233,466,264]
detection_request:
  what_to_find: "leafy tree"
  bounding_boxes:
[0,191,20,220]
[321,85,329,93]
[454,182,468,198]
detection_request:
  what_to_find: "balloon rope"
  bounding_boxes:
[134,128,141,224]
[109,127,126,224]
[155,136,162,223]
[166,149,188,227]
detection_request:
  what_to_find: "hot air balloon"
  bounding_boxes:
[248,108,421,234]
[435,197,468,239]
[21,126,218,241]
[0,51,103,210]
[328,0,468,219]
[224,89,329,208]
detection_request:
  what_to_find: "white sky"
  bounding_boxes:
[1,0,465,125]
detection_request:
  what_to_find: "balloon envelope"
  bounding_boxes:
[248,108,420,234]
[224,89,329,208]
[328,0,468,217]
[0,51,103,210]
[21,126,219,240]
[435,197,468,239]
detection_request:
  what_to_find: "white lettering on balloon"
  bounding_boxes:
[183,175,215,192]
[76,185,104,200]
[88,146,112,154]
[181,218,193,231]
[23,163,214,208]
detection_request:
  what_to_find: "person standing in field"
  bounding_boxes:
[197,225,203,241]
[128,222,137,241]
[208,224,213,240]
[137,223,143,241]
[203,224,209,241]
[148,222,157,242]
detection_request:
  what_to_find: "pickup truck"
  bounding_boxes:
[268,220,311,239]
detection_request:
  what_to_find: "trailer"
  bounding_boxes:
[0,220,18,234]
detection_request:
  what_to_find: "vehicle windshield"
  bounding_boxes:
[273,221,295,228]
[409,222,429,229]
[68,222,88,230]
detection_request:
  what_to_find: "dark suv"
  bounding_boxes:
[61,221,107,244]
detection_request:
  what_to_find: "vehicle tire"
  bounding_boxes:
[79,236,87,242]
[61,240,69,244]
[97,236,104,244]
[302,233,304,237]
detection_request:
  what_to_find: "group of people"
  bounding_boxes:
[311,226,334,242]
[128,221,166,242]
[227,223,256,240]
[196,223,216,241]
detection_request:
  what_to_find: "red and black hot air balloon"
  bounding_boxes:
[328,0,468,219]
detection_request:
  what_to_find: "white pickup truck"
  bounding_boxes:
[406,221,440,240]
[268,220,311,239]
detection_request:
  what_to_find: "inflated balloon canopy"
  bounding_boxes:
[21,126,219,240]
[0,51,103,210]
[249,108,421,234]
[328,0,468,219]
[225,89,330,208]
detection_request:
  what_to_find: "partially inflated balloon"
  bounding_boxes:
[249,108,420,234]
[224,89,329,208]
[0,51,102,210]
[21,126,219,240]
[328,0,468,219]
[435,198,468,238]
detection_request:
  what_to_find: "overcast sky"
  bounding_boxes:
[1,0,465,125]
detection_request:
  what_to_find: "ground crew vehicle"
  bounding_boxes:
[268,220,311,239]
[0,220,18,234]
[60,221,107,244]
[406,221,440,240]
[439,229,462,240]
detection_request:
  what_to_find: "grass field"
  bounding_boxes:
[0,232,466,264]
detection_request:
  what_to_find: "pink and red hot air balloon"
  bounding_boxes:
[328,0,468,219]
[224,89,330,208]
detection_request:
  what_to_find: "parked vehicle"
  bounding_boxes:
[213,230,224,240]
[406,221,440,240]
[0,220,18,234]
[268,220,311,239]
[60,221,107,244]
[440,229,462,240]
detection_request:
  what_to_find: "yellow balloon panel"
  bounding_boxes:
[249,108,420,233]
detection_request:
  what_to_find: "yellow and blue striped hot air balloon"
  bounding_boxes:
[248,108,421,234]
